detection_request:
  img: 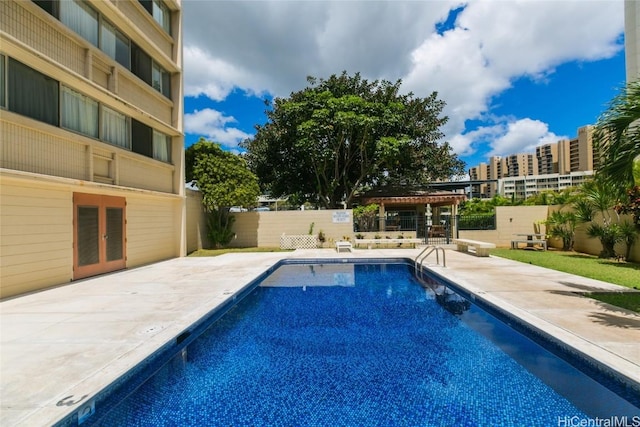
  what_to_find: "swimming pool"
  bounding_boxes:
[79,261,639,426]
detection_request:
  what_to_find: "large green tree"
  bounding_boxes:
[186,138,260,247]
[241,72,465,208]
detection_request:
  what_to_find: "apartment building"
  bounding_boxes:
[468,163,489,197]
[557,125,595,174]
[505,153,538,177]
[498,171,594,200]
[536,143,558,175]
[468,126,596,199]
[0,0,185,298]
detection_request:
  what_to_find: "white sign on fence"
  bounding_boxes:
[332,211,351,223]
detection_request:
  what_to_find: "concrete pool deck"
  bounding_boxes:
[1,248,639,426]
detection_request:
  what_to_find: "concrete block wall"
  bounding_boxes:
[459,206,548,247]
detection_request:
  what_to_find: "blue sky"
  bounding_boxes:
[182,1,626,174]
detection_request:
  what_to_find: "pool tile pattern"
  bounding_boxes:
[95,264,591,426]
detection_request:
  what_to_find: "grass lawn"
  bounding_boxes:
[188,247,291,257]
[490,248,640,312]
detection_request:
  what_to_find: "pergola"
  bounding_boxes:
[357,188,467,238]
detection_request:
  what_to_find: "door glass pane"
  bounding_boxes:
[78,206,99,266]
[106,208,124,261]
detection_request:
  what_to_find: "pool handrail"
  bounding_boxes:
[414,245,446,279]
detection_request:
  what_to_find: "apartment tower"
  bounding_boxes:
[0,0,185,298]
[536,143,558,175]
[557,125,595,174]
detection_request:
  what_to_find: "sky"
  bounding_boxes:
[181,0,627,175]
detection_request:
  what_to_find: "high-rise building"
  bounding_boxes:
[626,0,640,82]
[468,163,489,197]
[505,153,538,177]
[0,0,185,298]
[468,126,596,199]
[536,143,558,175]
[557,125,595,174]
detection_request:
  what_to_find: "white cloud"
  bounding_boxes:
[184,108,252,147]
[183,1,460,98]
[184,46,268,101]
[402,0,623,152]
[449,124,507,157]
[182,0,624,159]
[487,118,566,157]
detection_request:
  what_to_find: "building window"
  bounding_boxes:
[131,119,153,158]
[132,120,170,162]
[8,58,59,126]
[101,20,130,69]
[139,0,171,35]
[0,54,5,108]
[34,1,170,97]
[132,43,171,99]
[131,42,152,86]
[34,0,58,17]
[152,62,171,98]
[153,130,171,162]
[60,0,99,47]
[61,86,99,138]
[102,106,130,148]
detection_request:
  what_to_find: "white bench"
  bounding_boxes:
[511,239,547,250]
[335,241,353,252]
[453,239,496,257]
[354,238,423,249]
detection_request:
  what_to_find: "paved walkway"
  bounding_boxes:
[1,249,639,426]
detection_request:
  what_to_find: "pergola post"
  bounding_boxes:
[451,201,459,239]
[378,203,386,232]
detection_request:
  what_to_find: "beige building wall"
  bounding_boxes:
[0,172,184,299]
[185,193,356,251]
[626,0,640,82]
[557,139,571,175]
[457,205,639,262]
[126,194,183,267]
[185,189,210,253]
[230,210,355,248]
[0,176,73,298]
[459,206,548,247]
[1,0,185,298]
[547,207,639,262]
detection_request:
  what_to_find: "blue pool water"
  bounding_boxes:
[89,262,639,426]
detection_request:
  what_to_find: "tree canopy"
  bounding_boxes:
[186,139,261,248]
[186,138,260,211]
[241,72,465,208]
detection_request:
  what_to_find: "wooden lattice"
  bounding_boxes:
[280,234,319,249]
